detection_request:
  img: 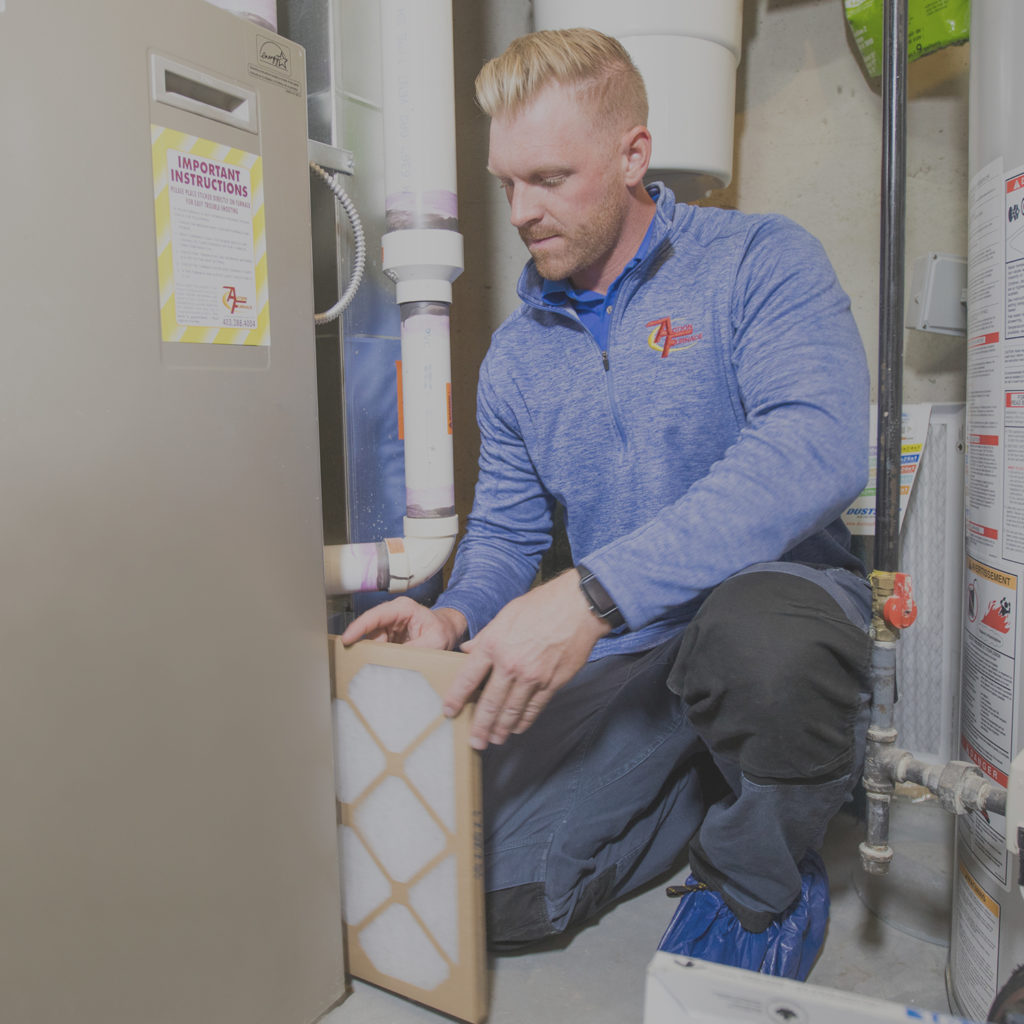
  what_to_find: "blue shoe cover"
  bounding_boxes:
[657,851,829,981]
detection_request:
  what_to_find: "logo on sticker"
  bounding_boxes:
[646,317,702,357]
[258,40,290,74]
[222,286,251,314]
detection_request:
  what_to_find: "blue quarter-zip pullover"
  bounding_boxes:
[434,183,868,659]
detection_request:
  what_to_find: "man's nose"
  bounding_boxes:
[508,184,541,228]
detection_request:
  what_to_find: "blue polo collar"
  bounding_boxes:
[540,211,657,307]
[539,211,658,352]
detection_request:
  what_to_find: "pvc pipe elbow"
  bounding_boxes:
[387,529,457,592]
[323,516,458,596]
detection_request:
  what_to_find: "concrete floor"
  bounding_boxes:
[324,796,961,1023]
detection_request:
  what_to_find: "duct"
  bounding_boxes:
[324,0,462,596]
[532,0,743,195]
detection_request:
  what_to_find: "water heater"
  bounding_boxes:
[952,0,1024,1017]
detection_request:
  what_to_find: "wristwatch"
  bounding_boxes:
[576,565,626,630]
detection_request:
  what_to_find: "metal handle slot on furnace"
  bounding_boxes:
[150,53,258,134]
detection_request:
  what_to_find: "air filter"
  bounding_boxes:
[329,638,487,1022]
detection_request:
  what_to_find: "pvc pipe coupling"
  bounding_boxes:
[382,229,464,304]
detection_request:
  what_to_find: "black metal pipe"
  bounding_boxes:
[873,0,908,573]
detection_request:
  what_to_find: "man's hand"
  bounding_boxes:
[339,596,467,651]
[444,569,611,750]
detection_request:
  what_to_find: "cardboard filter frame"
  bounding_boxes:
[329,638,488,1023]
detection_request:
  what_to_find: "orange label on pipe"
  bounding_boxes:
[446,382,453,435]
[396,360,404,440]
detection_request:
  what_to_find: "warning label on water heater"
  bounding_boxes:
[963,556,1015,795]
[952,860,1001,1023]
[150,125,269,346]
[961,157,1020,886]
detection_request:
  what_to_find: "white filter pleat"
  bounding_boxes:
[360,903,451,990]
[349,664,443,751]
[355,775,446,883]
[410,855,458,963]
[339,825,392,927]
[405,719,456,831]
[334,699,386,803]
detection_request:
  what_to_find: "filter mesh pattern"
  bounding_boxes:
[353,773,447,884]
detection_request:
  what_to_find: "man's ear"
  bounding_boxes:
[622,125,653,187]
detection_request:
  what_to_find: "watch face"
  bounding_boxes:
[579,573,623,628]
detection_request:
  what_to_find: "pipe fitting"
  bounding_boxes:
[859,637,899,873]
[382,229,464,304]
[388,524,459,591]
[323,517,459,597]
[869,570,898,642]
[858,833,894,875]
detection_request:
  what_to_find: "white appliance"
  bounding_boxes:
[644,953,984,1024]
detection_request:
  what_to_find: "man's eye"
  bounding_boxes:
[541,176,565,187]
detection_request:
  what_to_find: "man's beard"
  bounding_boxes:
[521,201,625,285]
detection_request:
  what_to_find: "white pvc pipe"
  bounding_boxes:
[532,0,743,189]
[380,0,463,303]
[324,0,462,596]
[399,306,456,520]
[381,0,458,219]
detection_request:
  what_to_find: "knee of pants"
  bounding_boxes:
[668,570,871,782]
[484,867,618,951]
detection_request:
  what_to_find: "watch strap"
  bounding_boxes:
[576,566,626,630]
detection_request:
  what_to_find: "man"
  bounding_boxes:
[341,27,872,977]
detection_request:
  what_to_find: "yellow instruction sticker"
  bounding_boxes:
[151,124,269,346]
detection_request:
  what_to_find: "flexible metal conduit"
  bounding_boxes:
[310,161,367,325]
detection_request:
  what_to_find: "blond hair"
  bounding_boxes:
[475,28,648,131]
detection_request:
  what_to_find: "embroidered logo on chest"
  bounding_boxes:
[646,317,703,357]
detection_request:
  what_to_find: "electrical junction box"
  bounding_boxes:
[905,252,968,335]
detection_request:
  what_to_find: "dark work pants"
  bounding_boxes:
[483,562,873,948]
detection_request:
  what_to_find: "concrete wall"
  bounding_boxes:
[447,0,971,524]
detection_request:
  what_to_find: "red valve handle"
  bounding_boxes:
[883,572,918,629]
